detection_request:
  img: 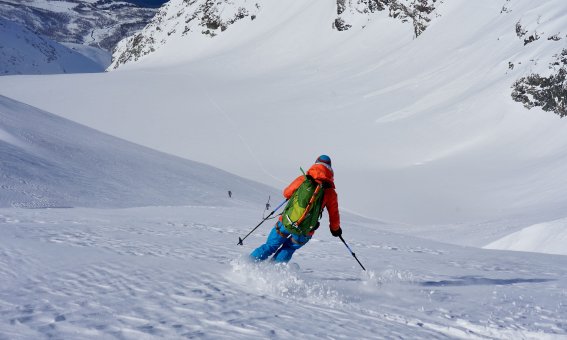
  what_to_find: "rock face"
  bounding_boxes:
[512,49,567,117]
[109,0,261,69]
[334,0,440,37]
[110,0,440,69]
[0,0,162,52]
[504,2,566,118]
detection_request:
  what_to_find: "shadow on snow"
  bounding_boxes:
[419,276,554,287]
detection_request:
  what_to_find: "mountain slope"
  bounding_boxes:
[0,0,566,229]
[485,217,567,256]
[0,95,275,208]
[110,0,442,69]
[0,18,103,75]
[109,0,263,69]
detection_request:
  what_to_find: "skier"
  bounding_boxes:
[250,155,341,263]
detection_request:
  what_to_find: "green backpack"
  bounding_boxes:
[282,173,325,236]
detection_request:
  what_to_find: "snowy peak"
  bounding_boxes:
[0,18,103,75]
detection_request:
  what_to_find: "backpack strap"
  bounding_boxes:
[293,180,323,227]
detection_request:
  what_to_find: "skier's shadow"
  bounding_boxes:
[419,275,554,287]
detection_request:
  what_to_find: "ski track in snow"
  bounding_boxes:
[0,206,565,339]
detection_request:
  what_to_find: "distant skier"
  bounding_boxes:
[228,190,232,198]
[250,155,341,263]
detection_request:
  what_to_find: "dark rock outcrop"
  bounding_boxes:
[512,49,567,117]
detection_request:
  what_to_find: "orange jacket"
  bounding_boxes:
[281,163,340,235]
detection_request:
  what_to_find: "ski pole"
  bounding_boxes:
[339,235,366,271]
[237,199,288,245]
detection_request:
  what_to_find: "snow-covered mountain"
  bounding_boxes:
[0,95,275,208]
[109,0,262,69]
[110,0,441,69]
[0,0,163,52]
[110,0,565,117]
[5,0,565,226]
[1,1,567,337]
[0,18,104,75]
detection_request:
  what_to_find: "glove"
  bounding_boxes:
[331,227,342,237]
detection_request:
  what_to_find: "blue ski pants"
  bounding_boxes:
[250,221,312,263]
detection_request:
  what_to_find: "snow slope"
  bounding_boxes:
[0,19,104,75]
[109,0,441,69]
[61,42,112,69]
[0,95,276,208]
[0,1,566,336]
[485,217,567,256]
[0,206,566,339]
[1,0,566,228]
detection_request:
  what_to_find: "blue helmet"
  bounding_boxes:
[315,155,332,168]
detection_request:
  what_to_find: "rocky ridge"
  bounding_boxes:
[512,49,567,117]
[504,0,566,117]
[110,0,440,69]
[110,0,261,69]
[334,0,440,37]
